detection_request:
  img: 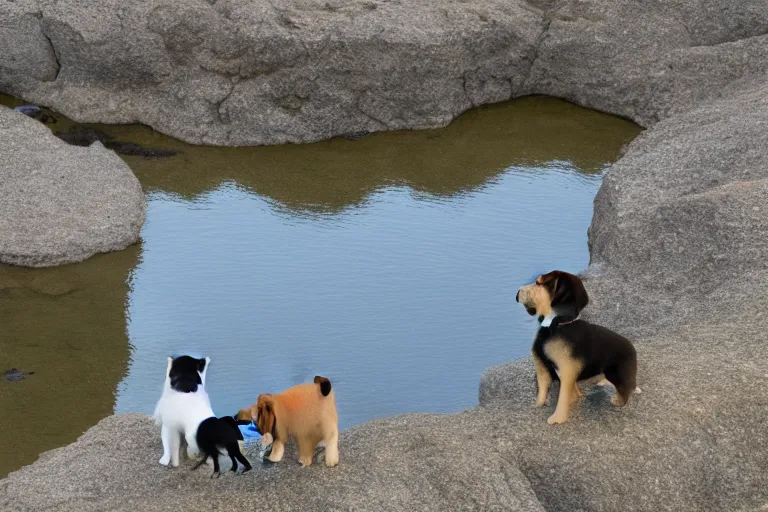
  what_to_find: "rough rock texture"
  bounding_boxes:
[0,106,145,266]
[2,0,768,511]
[3,0,765,146]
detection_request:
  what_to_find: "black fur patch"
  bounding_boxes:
[532,317,637,393]
[219,416,244,441]
[169,356,206,393]
[194,417,252,476]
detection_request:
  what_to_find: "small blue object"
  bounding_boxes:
[14,105,40,117]
[238,421,262,441]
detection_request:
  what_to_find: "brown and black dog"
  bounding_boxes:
[516,270,637,424]
[237,376,339,467]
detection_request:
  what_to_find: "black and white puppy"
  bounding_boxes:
[153,356,251,476]
[153,356,214,466]
[516,271,638,425]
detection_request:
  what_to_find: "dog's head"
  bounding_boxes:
[247,394,277,439]
[165,355,210,393]
[515,270,589,318]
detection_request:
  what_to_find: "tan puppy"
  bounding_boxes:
[237,376,339,467]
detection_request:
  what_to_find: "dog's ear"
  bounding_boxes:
[199,357,211,385]
[550,271,589,313]
[256,395,276,439]
[165,357,173,377]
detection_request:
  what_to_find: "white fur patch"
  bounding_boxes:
[540,315,555,327]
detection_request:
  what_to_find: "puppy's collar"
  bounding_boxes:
[557,314,580,326]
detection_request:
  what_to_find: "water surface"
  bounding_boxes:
[0,95,640,477]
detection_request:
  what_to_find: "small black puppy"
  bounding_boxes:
[193,416,252,477]
[219,415,246,456]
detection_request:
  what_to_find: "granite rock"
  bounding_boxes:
[0,106,145,266]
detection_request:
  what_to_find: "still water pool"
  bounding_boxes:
[0,96,640,477]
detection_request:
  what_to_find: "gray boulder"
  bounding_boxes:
[0,0,543,145]
[2,0,768,146]
[0,106,145,266]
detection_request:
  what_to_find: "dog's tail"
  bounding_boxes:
[314,376,332,397]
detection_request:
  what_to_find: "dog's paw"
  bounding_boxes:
[298,456,313,467]
[159,455,171,466]
[186,451,203,461]
[324,455,339,468]
[547,412,568,425]
[535,396,549,407]
[260,432,274,449]
[610,394,627,407]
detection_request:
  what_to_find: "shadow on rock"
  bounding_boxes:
[54,126,176,158]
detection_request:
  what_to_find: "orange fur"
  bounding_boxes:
[240,377,339,467]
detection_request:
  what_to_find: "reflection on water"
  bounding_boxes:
[0,95,641,476]
[0,247,139,477]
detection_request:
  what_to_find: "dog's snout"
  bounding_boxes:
[515,290,520,302]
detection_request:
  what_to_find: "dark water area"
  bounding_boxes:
[0,94,640,477]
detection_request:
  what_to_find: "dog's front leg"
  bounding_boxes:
[266,439,285,463]
[532,353,552,407]
[548,368,578,425]
[324,429,339,468]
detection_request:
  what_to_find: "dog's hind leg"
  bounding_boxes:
[230,444,252,473]
[192,454,209,471]
[211,452,221,478]
[604,361,636,406]
[162,427,182,467]
[159,425,175,466]
[324,428,339,468]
